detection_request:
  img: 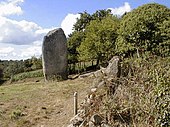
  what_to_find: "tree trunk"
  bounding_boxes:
[96,59,100,67]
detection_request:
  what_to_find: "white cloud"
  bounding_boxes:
[0,0,24,16]
[20,45,41,58]
[0,43,42,60]
[0,17,50,45]
[108,2,131,16]
[61,13,80,36]
[0,47,14,54]
[0,47,14,57]
[0,0,53,60]
[0,0,48,45]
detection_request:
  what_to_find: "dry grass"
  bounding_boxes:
[0,77,93,127]
[98,56,170,127]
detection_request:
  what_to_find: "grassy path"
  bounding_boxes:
[0,77,92,127]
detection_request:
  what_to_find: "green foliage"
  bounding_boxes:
[0,56,42,81]
[152,59,170,127]
[91,9,112,20]
[30,56,42,70]
[46,74,64,81]
[73,11,92,31]
[73,9,112,32]
[68,9,115,67]
[12,70,43,81]
[158,17,170,57]
[116,3,170,57]
[0,66,3,80]
[78,15,119,64]
[95,56,170,126]
[3,61,25,78]
[68,61,96,74]
[155,82,170,127]
[68,31,85,64]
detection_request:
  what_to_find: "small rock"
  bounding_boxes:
[87,98,92,105]
[79,72,93,78]
[98,81,105,88]
[91,87,97,93]
[0,103,4,105]
[89,121,96,127]
[101,123,112,127]
[105,56,119,76]
[70,114,84,126]
[36,80,39,82]
[89,94,95,100]
[89,114,103,126]
[41,107,47,110]
[78,109,85,114]
[67,124,74,127]
[93,70,103,78]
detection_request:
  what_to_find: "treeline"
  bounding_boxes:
[0,56,42,80]
[68,3,170,67]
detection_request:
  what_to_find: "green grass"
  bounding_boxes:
[0,80,87,102]
[0,77,92,127]
[0,83,43,101]
[12,69,43,82]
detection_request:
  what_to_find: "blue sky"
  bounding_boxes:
[0,0,170,60]
[11,0,170,28]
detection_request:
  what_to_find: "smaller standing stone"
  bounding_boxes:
[105,56,120,77]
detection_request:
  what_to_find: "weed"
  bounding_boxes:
[10,109,23,120]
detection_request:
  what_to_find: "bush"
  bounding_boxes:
[0,68,3,80]
[12,70,43,81]
[98,56,170,126]
[154,68,170,127]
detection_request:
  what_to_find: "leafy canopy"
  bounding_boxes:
[78,15,119,64]
[68,9,115,64]
[116,3,170,57]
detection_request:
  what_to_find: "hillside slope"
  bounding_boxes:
[0,77,93,127]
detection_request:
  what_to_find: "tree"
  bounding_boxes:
[73,9,112,32]
[116,3,170,57]
[73,11,92,32]
[0,67,3,80]
[68,31,85,64]
[68,9,114,65]
[158,17,170,56]
[30,56,42,70]
[23,59,33,72]
[3,61,18,79]
[92,9,112,20]
[78,15,119,65]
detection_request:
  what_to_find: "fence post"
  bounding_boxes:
[74,92,78,116]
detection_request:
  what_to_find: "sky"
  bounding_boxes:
[0,0,169,60]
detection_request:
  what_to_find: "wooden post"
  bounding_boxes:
[74,92,78,115]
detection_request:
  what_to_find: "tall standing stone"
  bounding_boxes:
[42,28,67,81]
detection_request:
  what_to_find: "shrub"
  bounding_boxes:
[12,70,43,81]
[100,56,169,126]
